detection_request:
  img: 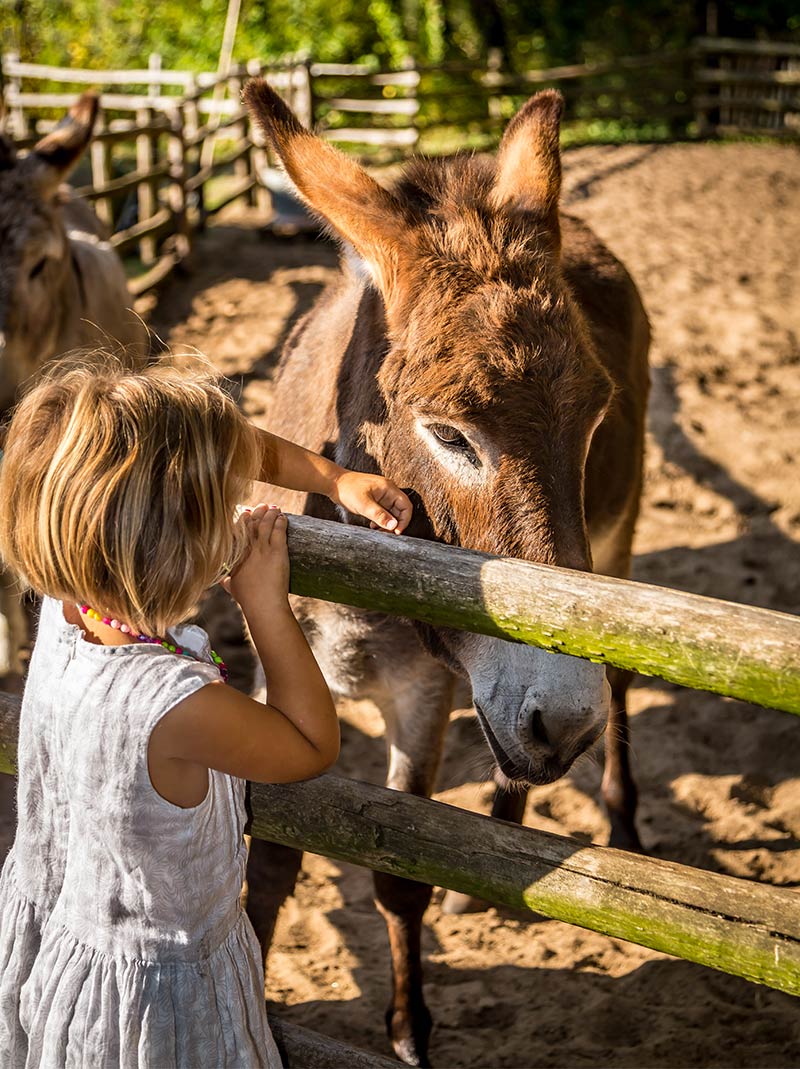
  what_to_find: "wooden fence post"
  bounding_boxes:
[401,55,419,155]
[246,59,270,215]
[136,106,157,263]
[485,46,503,123]
[692,41,712,137]
[227,67,252,203]
[297,57,314,128]
[148,52,162,98]
[4,52,28,139]
[90,101,113,229]
[167,104,190,259]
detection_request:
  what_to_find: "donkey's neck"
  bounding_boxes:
[328,275,392,476]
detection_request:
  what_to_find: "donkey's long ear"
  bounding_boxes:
[26,92,99,195]
[492,90,563,250]
[244,78,408,294]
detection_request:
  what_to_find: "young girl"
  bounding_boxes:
[0,356,412,1067]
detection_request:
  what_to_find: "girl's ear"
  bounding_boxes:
[243,79,411,297]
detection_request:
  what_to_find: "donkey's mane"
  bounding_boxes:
[388,154,557,291]
[392,154,496,216]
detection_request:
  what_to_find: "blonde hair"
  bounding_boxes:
[0,354,259,635]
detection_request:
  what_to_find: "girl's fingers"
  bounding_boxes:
[271,511,288,547]
[256,505,281,544]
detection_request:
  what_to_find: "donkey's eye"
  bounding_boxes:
[430,424,468,448]
[428,424,480,467]
[29,258,47,279]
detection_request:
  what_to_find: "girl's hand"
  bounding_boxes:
[331,471,413,534]
[224,505,289,611]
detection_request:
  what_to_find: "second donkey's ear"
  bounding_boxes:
[492,90,563,251]
[27,92,99,195]
[244,78,409,295]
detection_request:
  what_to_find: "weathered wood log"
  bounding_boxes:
[74,162,170,200]
[694,36,800,58]
[127,250,183,296]
[247,776,800,997]
[0,693,796,997]
[269,1018,402,1068]
[320,127,419,147]
[111,208,173,254]
[281,515,800,715]
[0,515,796,712]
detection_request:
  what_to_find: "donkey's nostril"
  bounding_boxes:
[529,708,550,749]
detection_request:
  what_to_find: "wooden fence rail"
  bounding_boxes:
[282,516,800,715]
[0,692,797,997]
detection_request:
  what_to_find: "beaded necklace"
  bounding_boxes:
[78,604,228,683]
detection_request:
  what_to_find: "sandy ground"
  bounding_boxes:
[3,142,799,1066]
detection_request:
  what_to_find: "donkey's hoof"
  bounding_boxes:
[386,1003,432,1067]
[441,889,490,915]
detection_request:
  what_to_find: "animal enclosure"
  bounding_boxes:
[1,37,800,1069]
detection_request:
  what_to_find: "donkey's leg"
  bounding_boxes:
[441,781,528,915]
[591,517,643,852]
[602,666,642,851]
[243,668,306,961]
[374,670,454,1068]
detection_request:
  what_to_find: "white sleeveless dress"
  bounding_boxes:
[0,598,281,1068]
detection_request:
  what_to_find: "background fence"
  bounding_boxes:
[2,35,798,296]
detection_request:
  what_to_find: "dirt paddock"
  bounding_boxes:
[4,141,800,1067]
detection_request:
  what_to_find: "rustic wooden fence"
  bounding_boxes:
[0,515,798,1006]
[0,54,310,296]
[2,36,797,295]
[693,36,800,138]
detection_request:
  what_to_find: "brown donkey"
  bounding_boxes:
[244,80,649,1066]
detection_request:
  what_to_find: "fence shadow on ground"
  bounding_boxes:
[270,910,800,1069]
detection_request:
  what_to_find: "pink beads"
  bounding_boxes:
[77,601,228,684]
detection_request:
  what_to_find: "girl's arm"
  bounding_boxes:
[148,506,339,798]
[254,426,413,534]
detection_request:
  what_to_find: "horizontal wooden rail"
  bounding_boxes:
[127,250,183,296]
[184,138,252,193]
[693,36,800,58]
[695,94,800,115]
[282,515,800,715]
[205,175,257,216]
[4,60,196,86]
[270,1018,401,1068]
[695,68,800,87]
[517,49,689,85]
[2,58,240,90]
[6,91,244,115]
[321,97,419,115]
[110,208,173,254]
[321,127,419,147]
[74,162,169,199]
[0,695,796,997]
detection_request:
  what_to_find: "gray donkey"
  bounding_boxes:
[0,92,147,683]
